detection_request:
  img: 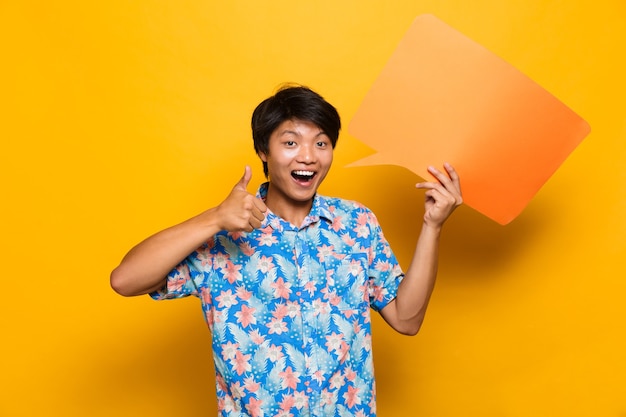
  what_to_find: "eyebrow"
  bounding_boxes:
[279,129,328,138]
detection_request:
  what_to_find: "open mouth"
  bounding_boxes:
[291,170,316,182]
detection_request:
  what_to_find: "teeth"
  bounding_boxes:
[293,170,314,177]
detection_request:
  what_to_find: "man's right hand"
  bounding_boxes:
[214,166,267,232]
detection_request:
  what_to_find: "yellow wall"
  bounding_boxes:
[1,1,624,416]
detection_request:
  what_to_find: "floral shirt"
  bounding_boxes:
[152,183,404,416]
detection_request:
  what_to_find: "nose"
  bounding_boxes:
[297,144,316,163]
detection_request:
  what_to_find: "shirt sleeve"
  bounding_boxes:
[149,255,202,301]
[365,210,405,312]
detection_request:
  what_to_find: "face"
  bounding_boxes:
[259,118,334,215]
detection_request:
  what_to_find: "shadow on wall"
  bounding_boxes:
[74,304,217,417]
[339,164,549,279]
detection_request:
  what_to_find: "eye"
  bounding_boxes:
[316,141,329,148]
[284,140,296,147]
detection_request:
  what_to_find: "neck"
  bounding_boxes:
[264,187,313,227]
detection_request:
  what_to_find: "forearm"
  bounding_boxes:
[392,223,442,334]
[110,208,221,297]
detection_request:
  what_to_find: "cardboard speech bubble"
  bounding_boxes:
[348,14,591,225]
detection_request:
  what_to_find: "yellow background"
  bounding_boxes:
[1,1,624,416]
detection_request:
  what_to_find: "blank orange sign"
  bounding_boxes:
[348,14,591,225]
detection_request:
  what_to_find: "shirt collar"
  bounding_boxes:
[256,182,334,230]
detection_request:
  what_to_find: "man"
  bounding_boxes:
[111,85,462,416]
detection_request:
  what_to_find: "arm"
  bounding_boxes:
[110,166,267,297]
[379,163,462,335]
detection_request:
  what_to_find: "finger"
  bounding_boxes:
[443,162,462,193]
[249,213,264,230]
[234,165,252,191]
[253,196,267,214]
[422,164,462,199]
[248,219,261,230]
[427,165,453,185]
[250,204,266,222]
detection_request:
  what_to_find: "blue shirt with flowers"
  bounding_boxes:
[152,183,404,416]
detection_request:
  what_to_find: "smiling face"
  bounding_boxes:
[259,118,334,224]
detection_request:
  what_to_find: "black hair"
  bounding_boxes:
[251,84,341,177]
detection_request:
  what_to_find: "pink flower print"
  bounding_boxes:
[356,283,368,304]
[329,372,345,390]
[369,387,377,413]
[272,303,288,320]
[257,255,275,273]
[267,344,284,362]
[285,301,301,318]
[341,233,356,246]
[205,309,215,327]
[279,366,301,390]
[244,376,261,393]
[312,299,330,316]
[267,317,288,334]
[245,397,263,417]
[363,334,372,352]
[344,385,361,408]
[304,281,316,296]
[382,244,392,258]
[216,290,238,308]
[367,246,375,263]
[249,329,266,345]
[316,244,335,263]
[344,367,357,382]
[200,287,212,304]
[321,389,334,406]
[361,309,371,324]
[374,259,391,272]
[328,292,341,307]
[354,213,371,238]
[231,350,252,375]
[256,232,278,247]
[213,310,224,324]
[169,276,187,292]
[325,269,335,287]
[293,391,308,409]
[311,369,325,384]
[330,215,345,232]
[279,394,295,411]
[213,253,229,269]
[271,277,292,299]
[196,250,212,267]
[346,259,363,276]
[221,341,240,361]
[235,304,257,328]
[239,241,256,256]
[325,332,343,352]
[218,396,237,413]
[230,381,245,399]
[223,260,242,284]
[216,374,228,393]
[337,340,350,363]
[235,286,252,301]
[370,284,386,303]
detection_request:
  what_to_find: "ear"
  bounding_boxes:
[258,151,268,162]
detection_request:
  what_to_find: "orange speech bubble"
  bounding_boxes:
[348,14,591,225]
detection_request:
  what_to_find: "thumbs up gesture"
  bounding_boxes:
[214,166,268,232]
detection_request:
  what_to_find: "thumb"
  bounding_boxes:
[234,165,252,190]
